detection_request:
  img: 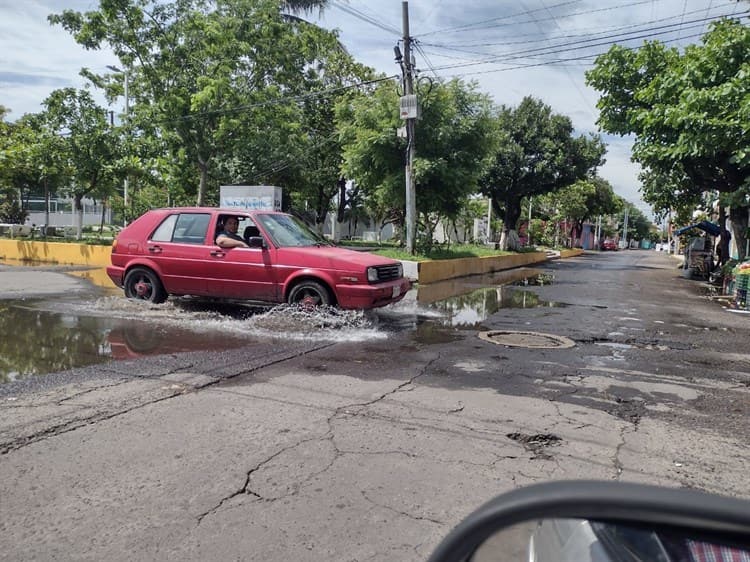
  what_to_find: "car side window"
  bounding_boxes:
[151,213,212,244]
[172,213,211,244]
[151,214,178,242]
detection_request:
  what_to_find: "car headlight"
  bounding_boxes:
[396,263,403,278]
[367,267,379,283]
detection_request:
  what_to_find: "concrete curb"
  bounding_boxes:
[0,239,111,267]
[408,249,583,284]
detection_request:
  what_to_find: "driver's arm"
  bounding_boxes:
[216,234,247,248]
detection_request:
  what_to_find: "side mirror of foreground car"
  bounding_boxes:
[427,480,750,562]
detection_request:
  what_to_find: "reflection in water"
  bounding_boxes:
[0,297,391,384]
[0,301,109,383]
[65,267,120,293]
[0,301,251,384]
[431,286,565,327]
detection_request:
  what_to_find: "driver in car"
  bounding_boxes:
[215,216,248,248]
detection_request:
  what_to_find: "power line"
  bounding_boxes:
[446,30,712,79]
[244,131,341,182]
[163,75,398,124]
[420,3,738,49]
[412,40,441,79]
[533,0,597,114]
[417,0,584,37]
[422,12,749,73]
[419,14,735,64]
[416,0,655,37]
[329,1,401,36]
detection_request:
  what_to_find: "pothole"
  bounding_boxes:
[608,397,645,425]
[507,432,562,459]
[478,330,576,349]
[512,273,555,286]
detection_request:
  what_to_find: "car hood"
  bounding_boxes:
[277,245,399,271]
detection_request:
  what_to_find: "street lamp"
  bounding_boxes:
[107,65,129,224]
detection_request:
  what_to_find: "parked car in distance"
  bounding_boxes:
[601,239,618,251]
[107,208,411,310]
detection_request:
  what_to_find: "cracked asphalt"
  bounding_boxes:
[1,250,749,561]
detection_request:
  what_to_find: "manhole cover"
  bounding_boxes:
[478,330,576,349]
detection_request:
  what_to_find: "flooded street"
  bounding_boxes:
[0,264,555,383]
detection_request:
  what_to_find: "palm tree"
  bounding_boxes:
[281,0,331,15]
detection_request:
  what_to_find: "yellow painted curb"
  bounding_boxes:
[559,249,584,258]
[418,251,549,284]
[0,239,112,267]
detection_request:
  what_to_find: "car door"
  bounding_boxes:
[147,212,214,296]
[204,214,278,301]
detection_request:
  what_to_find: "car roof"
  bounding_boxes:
[146,207,285,215]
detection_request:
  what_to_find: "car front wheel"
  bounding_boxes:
[287,280,332,308]
[123,267,168,304]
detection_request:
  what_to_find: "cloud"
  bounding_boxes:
[0,0,115,118]
[0,71,69,87]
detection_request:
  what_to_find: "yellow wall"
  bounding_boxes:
[0,239,111,267]
[418,252,550,284]
[559,249,584,259]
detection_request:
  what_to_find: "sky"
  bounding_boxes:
[1,0,747,217]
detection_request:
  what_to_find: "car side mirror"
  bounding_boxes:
[427,481,750,562]
[247,236,265,249]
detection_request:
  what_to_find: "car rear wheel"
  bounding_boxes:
[124,267,168,304]
[287,280,332,308]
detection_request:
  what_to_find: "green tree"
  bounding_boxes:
[43,88,121,238]
[538,176,621,246]
[50,0,349,208]
[622,204,655,242]
[586,18,750,260]
[2,112,71,227]
[338,78,497,249]
[215,30,374,231]
[479,96,606,250]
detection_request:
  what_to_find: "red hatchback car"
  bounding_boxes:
[107,208,411,310]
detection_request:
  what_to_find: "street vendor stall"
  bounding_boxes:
[674,221,721,279]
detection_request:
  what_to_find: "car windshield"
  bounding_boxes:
[255,213,332,248]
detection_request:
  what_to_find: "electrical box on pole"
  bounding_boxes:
[399,94,418,119]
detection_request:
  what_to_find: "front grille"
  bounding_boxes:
[374,264,401,282]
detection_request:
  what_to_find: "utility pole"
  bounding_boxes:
[486,198,492,244]
[527,197,532,246]
[622,206,630,249]
[124,70,129,224]
[401,1,416,254]
[107,65,129,225]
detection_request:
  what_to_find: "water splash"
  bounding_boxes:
[74,297,388,343]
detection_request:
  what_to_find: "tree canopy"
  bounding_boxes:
[479,96,606,250]
[49,0,353,207]
[337,78,497,248]
[586,18,750,259]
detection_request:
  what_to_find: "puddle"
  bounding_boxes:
[429,286,565,327]
[0,263,561,381]
[595,342,634,350]
[0,299,253,384]
[0,295,400,383]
